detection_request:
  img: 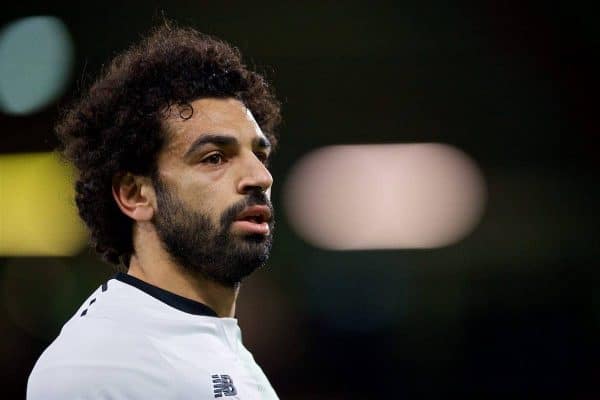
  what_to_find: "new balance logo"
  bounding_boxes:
[212,374,237,398]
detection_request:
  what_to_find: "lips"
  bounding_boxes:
[234,205,272,224]
[232,205,272,235]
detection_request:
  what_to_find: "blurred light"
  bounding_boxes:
[0,16,74,115]
[0,152,87,256]
[283,143,486,250]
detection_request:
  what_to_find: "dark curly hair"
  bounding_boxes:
[56,22,281,269]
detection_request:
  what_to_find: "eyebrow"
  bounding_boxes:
[183,133,272,159]
[253,136,272,151]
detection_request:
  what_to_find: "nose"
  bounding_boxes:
[236,153,273,195]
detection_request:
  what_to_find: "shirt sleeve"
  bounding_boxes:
[27,317,181,400]
[27,364,179,400]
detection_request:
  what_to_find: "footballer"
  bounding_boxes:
[27,22,281,399]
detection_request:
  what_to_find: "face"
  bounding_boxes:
[152,98,275,286]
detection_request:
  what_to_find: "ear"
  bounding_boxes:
[112,173,155,222]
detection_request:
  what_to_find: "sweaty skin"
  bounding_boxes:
[112,98,273,317]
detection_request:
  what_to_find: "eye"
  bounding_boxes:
[202,153,225,165]
[255,152,270,165]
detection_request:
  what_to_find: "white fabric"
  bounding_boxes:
[27,277,279,399]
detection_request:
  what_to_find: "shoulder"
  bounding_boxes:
[27,318,179,400]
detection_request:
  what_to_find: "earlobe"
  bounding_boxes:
[111,173,155,221]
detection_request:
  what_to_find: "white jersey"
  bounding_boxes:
[27,272,279,400]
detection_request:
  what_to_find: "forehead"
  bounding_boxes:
[161,97,266,152]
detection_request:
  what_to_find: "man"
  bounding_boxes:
[27,22,281,399]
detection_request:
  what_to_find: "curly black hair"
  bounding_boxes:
[56,22,281,269]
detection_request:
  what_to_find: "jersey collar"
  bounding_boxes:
[113,272,219,317]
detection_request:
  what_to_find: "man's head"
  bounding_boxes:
[149,98,275,286]
[57,23,281,285]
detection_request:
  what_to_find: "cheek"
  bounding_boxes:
[172,167,239,222]
[175,169,216,200]
[182,180,234,222]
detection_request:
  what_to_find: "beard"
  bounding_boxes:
[152,177,274,287]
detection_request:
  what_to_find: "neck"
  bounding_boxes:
[128,224,239,318]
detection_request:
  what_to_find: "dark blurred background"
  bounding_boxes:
[0,1,597,398]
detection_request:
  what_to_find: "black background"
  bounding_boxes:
[1,1,597,398]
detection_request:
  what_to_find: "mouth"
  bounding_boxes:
[232,205,272,235]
